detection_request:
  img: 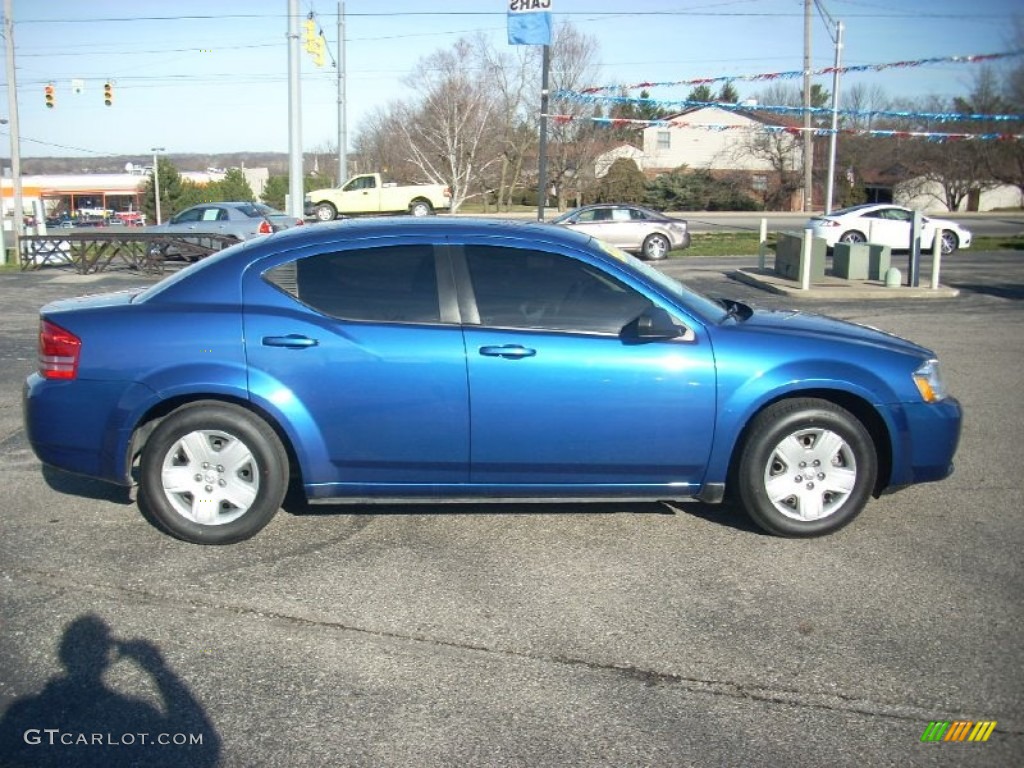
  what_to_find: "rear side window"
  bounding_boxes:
[265,245,440,324]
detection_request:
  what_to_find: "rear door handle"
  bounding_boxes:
[262,334,319,349]
[479,345,536,359]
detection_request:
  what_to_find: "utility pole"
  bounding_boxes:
[536,44,550,221]
[4,0,24,264]
[337,1,347,186]
[802,0,813,212]
[824,20,844,215]
[287,0,304,219]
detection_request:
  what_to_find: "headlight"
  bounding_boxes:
[912,359,949,403]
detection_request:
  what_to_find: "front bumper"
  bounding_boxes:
[887,397,963,488]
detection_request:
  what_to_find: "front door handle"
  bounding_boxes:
[262,334,319,349]
[479,345,536,359]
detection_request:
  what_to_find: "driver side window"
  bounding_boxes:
[464,245,652,335]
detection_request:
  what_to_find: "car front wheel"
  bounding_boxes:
[642,233,671,260]
[735,398,877,537]
[138,402,289,544]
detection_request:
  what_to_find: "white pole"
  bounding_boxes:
[930,230,943,290]
[801,227,813,290]
[151,147,165,224]
[824,21,843,215]
[4,0,24,264]
[758,217,768,269]
[802,0,813,212]
[287,0,304,219]
[337,1,347,186]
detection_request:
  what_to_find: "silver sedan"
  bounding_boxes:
[148,202,304,241]
[550,204,691,260]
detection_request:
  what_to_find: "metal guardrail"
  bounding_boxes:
[19,232,241,274]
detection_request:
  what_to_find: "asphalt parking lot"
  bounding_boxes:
[0,251,1021,767]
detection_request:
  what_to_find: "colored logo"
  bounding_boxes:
[921,721,997,742]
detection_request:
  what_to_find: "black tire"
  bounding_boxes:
[138,402,289,544]
[642,233,671,261]
[409,200,433,217]
[735,398,877,537]
[939,230,959,256]
[313,202,337,222]
[838,230,867,245]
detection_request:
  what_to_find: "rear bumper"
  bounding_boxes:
[23,374,151,486]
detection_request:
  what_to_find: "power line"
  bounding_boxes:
[12,10,1011,23]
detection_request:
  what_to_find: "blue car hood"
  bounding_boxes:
[737,307,933,358]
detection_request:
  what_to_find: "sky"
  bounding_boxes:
[1,0,1019,161]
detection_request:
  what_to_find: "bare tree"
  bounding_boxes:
[897,81,1005,211]
[739,126,804,210]
[399,39,500,211]
[545,23,602,210]
[351,103,420,181]
[475,36,542,210]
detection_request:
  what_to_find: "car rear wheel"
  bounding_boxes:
[642,233,671,260]
[735,398,876,537]
[939,230,959,255]
[409,200,433,217]
[838,230,866,245]
[138,402,289,545]
[313,202,337,222]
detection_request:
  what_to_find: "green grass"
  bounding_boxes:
[671,232,1024,258]
[971,235,1024,252]
[671,232,777,258]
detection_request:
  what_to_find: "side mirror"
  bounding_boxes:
[622,306,682,340]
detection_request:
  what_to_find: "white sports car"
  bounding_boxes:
[809,204,972,255]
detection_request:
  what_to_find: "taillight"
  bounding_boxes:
[39,319,81,380]
[257,219,273,235]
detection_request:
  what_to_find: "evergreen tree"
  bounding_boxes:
[717,82,740,104]
[686,85,714,104]
[141,159,201,222]
[594,158,647,203]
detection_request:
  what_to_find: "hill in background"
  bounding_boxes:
[21,153,293,175]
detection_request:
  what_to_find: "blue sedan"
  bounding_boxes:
[23,218,961,544]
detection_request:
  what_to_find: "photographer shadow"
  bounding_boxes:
[0,614,220,768]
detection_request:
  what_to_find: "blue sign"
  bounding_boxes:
[507,0,552,46]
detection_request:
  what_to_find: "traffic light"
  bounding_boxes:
[303,17,316,53]
[103,81,113,106]
[311,33,326,68]
[44,84,55,109]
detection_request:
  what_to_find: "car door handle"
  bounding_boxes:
[262,334,319,349]
[479,345,536,359]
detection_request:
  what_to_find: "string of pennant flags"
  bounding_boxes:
[578,50,1024,94]
[553,91,1024,124]
[541,113,1024,143]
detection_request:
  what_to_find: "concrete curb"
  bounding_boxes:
[731,268,960,299]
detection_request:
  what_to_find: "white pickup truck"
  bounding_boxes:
[304,173,452,221]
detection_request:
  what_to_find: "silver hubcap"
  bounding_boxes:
[411,204,429,216]
[316,206,334,221]
[763,427,857,521]
[941,232,955,254]
[160,430,259,526]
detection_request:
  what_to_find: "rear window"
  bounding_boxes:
[235,204,264,218]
